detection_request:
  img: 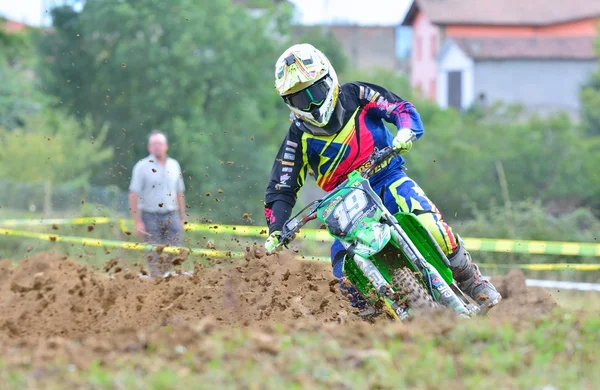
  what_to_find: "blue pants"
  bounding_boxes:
[330,168,457,306]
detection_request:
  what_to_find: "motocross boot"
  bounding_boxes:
[448,235,502,308]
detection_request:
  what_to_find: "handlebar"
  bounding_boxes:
[359,146,397,178]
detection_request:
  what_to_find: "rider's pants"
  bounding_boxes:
[330,167,458,307]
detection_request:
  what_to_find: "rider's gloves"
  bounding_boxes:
[393,128,415,155]
[265,231,283,255]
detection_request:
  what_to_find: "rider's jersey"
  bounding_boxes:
[264,81,424,233]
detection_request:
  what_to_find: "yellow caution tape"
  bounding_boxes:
[0,228,241,258]
[462,237,600,257]
[479,263,600,271]
[1,228,599,271]
[5,217,600,257]
[0,217,113,227]
[181,222,600,256]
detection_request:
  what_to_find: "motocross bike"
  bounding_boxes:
[272,143,492,321]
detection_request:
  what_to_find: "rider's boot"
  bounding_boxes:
[448,235,502,308]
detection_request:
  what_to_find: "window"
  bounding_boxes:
[415,36,422,61]
[447,71,463,109]
[430,36,437,58]
[396,26,412,60]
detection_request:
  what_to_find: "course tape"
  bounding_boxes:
[1,228,599,272]
[463,237,600,257]
[3,218,600,257]
[0,217,112,226]
[169,222,600,257]
[0,228,240,258]
[181,223,600,257]
[479,263,600,271]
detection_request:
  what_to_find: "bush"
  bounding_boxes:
[337,69,600,219]
[455,200,600,269]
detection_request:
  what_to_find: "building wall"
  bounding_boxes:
[293,25,397,71]
[436,43,474,109]
[445,17,600,37]
[411,11,440,100]
[326,25,397,70]
[473,59,597,111]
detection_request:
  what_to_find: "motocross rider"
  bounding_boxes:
[263,43,501,310]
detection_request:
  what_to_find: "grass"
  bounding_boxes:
[2,212,599,388]
[1,309,598,389]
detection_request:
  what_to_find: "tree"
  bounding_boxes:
[36,0,350,222]
[580,78,600,136]
[580,35,600,136]
[0,22,48,129]
[339,68,600,218]
[0,110,113,215]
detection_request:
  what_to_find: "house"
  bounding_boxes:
[294,25,398,71]
[401,0,600,112]
[1,17,28,34]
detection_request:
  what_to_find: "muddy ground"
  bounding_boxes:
[0,250,558,371]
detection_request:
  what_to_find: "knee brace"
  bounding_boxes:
[416,211,457,255]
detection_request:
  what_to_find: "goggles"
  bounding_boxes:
[283,75,331,112]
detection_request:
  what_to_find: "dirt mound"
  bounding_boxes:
[490,269,557,319]
[0,251,355,341]
[0,252,558,344]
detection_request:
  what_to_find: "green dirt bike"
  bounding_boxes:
[273,144,492,321]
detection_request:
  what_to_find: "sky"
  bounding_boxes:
[291,0,411,25]
[0,0,411,27]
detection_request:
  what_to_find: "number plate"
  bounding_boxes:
[322,183,378,237]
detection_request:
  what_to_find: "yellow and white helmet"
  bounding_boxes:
[274,43,339,128]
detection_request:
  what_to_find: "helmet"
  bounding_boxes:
[274,43,339,128]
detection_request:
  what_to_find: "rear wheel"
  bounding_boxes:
[392,267,437,311]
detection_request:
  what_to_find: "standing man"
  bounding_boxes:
[129,130,186,277]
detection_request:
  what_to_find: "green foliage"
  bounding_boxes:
[580,82,600,135]
[460,200,600,242]
[35,0,349,223]
[0,65,48,130]
[457,201,600,266]
[37,0,299,221]
[1,0,594,228]
[339,69,600,218]
[0,311,599,388]
[340,68,413,100]
[0,25,48,129]
[412,107,599,217]
[580,35,600,136]
[0,18,38,67]
[0,110,113,185]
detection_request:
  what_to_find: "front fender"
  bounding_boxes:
[353,222,391,257]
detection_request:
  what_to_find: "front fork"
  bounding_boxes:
[340,241,409,320]
[351,253,410,321]
[340,217,478,319]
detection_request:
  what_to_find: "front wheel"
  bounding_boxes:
[392,267,437,311]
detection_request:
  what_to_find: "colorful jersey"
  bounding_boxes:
[264,81,424,233]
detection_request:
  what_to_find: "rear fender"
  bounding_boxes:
[393,212,453,285]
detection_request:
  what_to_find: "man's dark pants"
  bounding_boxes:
[141,211,183,277]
